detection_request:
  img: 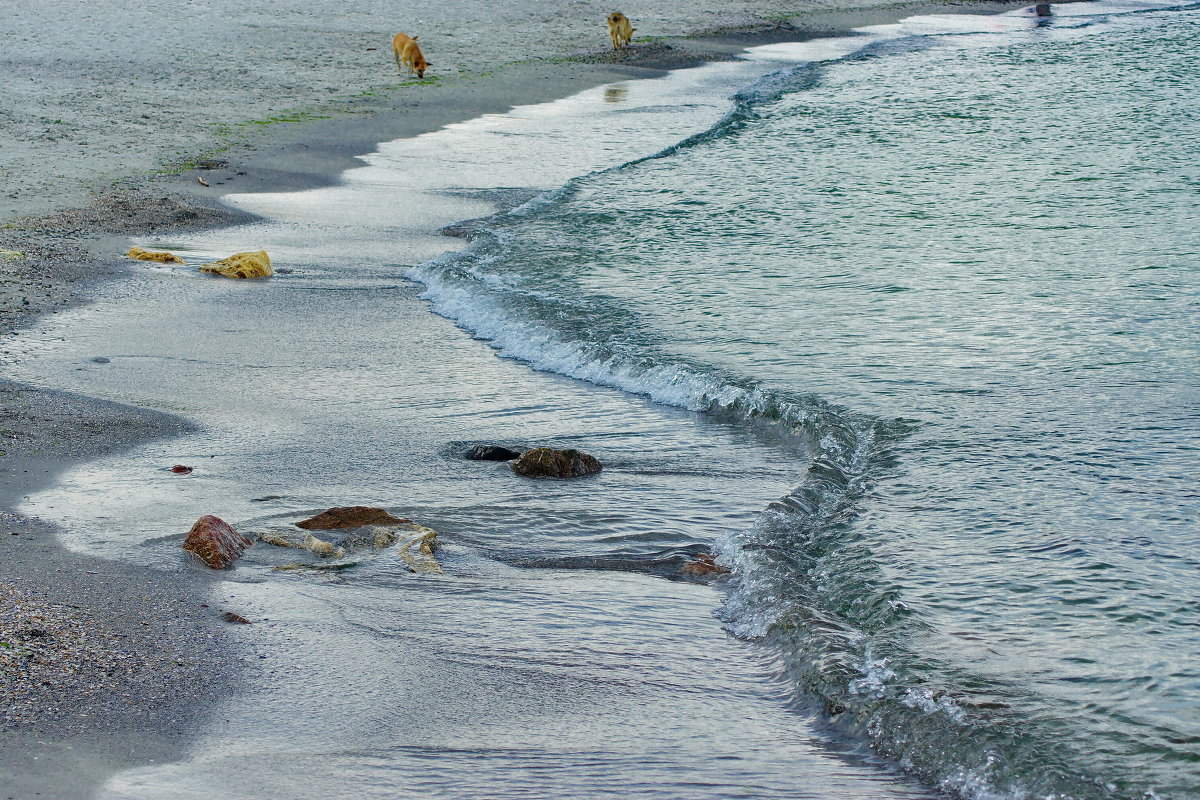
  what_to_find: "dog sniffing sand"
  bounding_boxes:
[392,32,430,78]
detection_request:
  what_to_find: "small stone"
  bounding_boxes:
[511,447,602,479]
[169,464,193,474]
[182,515,252,569]
[296,506,410,530]
[466,444,521,461]
[220,611,251,624]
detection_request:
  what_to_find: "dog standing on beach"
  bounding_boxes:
[392,32,430,78]
[607,12,634,50]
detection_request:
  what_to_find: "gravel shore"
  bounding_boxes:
[0,1,1026,795]
[0,381,240,800]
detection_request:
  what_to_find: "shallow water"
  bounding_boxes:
[10,4,1200,798]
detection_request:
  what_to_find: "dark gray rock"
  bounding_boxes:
[466,445,521,461]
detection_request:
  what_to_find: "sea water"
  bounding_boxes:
[9,3,1199,798]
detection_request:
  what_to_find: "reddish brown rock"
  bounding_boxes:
[510,448,602,479]
[295,506,410,530]
[170,464,193,474]
[182,515,252,569]
[681,553,731,579]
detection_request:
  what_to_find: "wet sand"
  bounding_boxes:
[0,1,1028,796]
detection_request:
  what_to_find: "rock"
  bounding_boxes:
[397,524,442,574]
[182,515,252,569]
[302,532,345,559]
[126,246,184,264]
[198,249,273,279]
[169,464,193,474]
[338,526,401,550]
[511,447,602,479]
[273,561,358,573]
[466,444,522,461]
[681,553,731,580]
[220,611,252,624]
[259,531,302,548]
[296,506,410,530]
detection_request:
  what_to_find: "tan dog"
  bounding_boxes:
[392,32,430,78]
[607,12,634,50]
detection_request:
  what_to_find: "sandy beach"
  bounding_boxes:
[0,1,1029,796]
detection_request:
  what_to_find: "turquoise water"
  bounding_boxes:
[412,6,1200,798]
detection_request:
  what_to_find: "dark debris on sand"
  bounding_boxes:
[571,41,736,69]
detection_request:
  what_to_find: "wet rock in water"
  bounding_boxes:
[259,530,345,558]
[170,464,193,474]
[466,444,522,461]
[302,532,345,559]
[511,447,602,479]
[273,561,358,573]
[198,249,273,279]
[126,246,184,264]
[183,515,252,569]
[338,526,402,550]
[220,611,252,624]
[296,506,410,530]
[398,524,442,574]
[259,531,303,548]
[681,553,731,580]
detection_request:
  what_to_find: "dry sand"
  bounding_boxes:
[0,0,1026,796]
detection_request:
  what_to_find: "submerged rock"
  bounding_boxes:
[273,561,359,573]
[126,246,184,264]
[259,530,346,558]
[338,526,402,550]
[511,447,602,479]
[183,515,252,569]
[397,524,442,574]
[466,444,522,462]
[681,553,731,580]
[296,506,410,530]
[302,532,346,559]
[198,249,273,279]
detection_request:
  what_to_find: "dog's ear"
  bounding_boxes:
[412,35,420,40]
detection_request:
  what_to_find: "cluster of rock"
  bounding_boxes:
[181,449,729,582]
[126,247,273,279]
[466,444,603,480]
[181,505,441,574]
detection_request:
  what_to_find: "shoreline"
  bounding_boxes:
[0,3,1032,796]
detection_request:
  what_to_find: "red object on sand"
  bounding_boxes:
[170,465,194,474]
[182,515,252,569]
